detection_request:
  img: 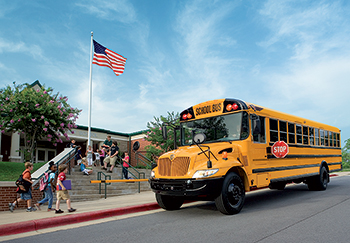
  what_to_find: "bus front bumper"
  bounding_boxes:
[149,177,224,199]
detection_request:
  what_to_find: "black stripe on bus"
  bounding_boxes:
[266,154,341,159]
[253,161,342,174]
[270,173,319,183]
[253,164,319,173]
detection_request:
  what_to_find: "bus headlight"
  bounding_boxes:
[150,170,155,178]
[192,169,219,178]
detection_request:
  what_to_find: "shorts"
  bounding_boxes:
[104,156,117,166]
[57,190,70,200]
[20,188,32,200]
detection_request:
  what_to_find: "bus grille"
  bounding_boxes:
[158,157,191,176]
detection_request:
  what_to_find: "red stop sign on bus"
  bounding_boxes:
[271,141,289,158]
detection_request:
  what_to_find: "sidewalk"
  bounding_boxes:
[0,172,349,237]
[0,191,158,237]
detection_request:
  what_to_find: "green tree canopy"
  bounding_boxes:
[144,111,180,161]
[342,138,350,169]
[0,82,81,161]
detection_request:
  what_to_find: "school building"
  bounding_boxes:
[0,81,150,166]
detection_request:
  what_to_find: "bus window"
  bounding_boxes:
[336,133,340,147]
[296,125,302,144]
[279,121,287,142]
[270,119,278,142]
[320,130,325,145]
[329,132,333,147]
[303,126,309,145]
[288,123,295,144]
[333,133,337,147]
[251,116,265,143]
[309,127,314,145]
[315,129,320,146]
[325,131,329,146]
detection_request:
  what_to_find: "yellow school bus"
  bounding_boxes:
[149,98,342,214]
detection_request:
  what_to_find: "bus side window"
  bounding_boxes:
[279,121,287,142]
[325,131,329,146]
[315,128,320,146]
[251,115,265,143]
[309,127,314,145]
[296,125,302,144]
[269,119,278,142]
[320,130,325,146]
[288,123,295,143]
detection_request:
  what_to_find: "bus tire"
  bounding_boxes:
[307,166,329,191]
[269,182,286,190]
[215,172,245,215]
[155,194,184,210]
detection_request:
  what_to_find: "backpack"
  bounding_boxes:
[39,172,50,191]
[15,173,31,193]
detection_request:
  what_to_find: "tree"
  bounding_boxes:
[144,111,180,161]
[0,82,81,161]
[342,138,350,169]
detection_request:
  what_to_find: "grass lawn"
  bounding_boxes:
[0,161,46,181]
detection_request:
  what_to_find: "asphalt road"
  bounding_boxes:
[6,175,350,243]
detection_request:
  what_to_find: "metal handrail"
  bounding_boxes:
[32,148,77,187]
[135,152,154,169]
[97,171,111,199]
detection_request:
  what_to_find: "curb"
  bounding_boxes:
[0,202,160,236]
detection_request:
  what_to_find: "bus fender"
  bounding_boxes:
[227,164,249,192]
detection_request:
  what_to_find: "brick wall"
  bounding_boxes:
[0,182,42,211]
[129,137,150,167]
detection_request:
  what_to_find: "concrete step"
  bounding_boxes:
[60,166,152,202]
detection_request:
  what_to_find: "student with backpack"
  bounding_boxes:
[35,161,57,211]
[9,162,37,212]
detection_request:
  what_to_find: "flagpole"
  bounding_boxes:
[88,31,93,147]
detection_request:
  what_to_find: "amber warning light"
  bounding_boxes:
[226,103,238,112]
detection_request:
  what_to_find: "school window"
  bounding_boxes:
[320,130,325,146]
[279,121,287,142]
[309,127,314,145]
[288,123,295,144]
[303,126,309,145]
[270,119,278,142]
[325,131,329,146]
[251,116,266,143]
[329,132,333,147]
[315,129,320,146]
[296,125,302,144]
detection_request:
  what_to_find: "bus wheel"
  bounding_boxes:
[215,172,245,215]
[269,182,286,190]
[155,194,184,210]
[307,166,329,191]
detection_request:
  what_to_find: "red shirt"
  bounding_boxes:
[56,172,66,190]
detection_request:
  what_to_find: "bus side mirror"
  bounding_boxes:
[193,133,206,144]
[162,124,167,140]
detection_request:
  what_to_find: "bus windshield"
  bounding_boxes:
[181,111,249,146]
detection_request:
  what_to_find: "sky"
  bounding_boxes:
[0,0,349,145]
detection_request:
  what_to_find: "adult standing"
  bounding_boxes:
[103,141,119,173]
[68,139,76,149]
[102,136,112,150]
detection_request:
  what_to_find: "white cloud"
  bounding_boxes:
[76,0,136,24]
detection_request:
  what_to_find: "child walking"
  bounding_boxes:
[55,164,76,214]
[9,162,37,212]
[35,161,57,211]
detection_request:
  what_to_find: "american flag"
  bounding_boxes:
[92,40,127,76]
